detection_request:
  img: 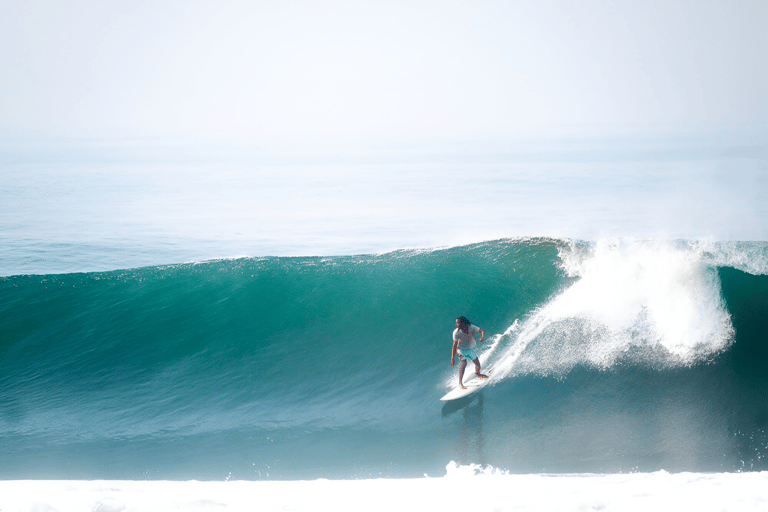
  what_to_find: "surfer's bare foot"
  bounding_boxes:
[476,373,488,379]
[460,384,467,389]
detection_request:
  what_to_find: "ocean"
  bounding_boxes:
[1,133,767,510]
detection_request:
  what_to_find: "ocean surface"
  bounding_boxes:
[2,236,768,482]
[1,132,767,509]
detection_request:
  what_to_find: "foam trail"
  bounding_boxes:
[478,323,507,367]
[494,239,735,378]
[493,305,562,379]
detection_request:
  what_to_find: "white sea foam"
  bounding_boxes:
[2,465,766,512]
[704,240,768,276]
[494,238,736,378]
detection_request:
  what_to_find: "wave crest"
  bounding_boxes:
[494,239,735,378]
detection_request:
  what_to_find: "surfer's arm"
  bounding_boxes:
[477,328,485,343]
[451,338,459,366]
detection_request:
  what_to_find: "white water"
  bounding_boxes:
[2,464,766,512]
[492,239,761,380]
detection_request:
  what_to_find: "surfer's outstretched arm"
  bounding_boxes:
[450,338,459,367]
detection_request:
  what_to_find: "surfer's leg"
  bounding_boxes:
[459,358,468,389]
[473,358,488,379]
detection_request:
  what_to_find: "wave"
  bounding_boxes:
[491,239,745,380]
[1,238,767,479]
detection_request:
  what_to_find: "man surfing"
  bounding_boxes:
[451,316,488,389]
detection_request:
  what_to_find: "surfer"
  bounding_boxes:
[451,316,488,389]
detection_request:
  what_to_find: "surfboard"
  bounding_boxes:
[440,368,492,401]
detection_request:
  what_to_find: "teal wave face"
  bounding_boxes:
[0,240,564,436]
[1,238,767,479]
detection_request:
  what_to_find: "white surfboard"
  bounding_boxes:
[440,368,493,401]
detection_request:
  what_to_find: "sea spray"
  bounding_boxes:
[493,239,735,379]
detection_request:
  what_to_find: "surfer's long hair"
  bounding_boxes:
[456,316,471,334]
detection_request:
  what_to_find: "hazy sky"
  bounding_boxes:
[1,0,765,144]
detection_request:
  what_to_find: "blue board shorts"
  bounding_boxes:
[457,347,478,361]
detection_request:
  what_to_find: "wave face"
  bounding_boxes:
[1,239,767,479]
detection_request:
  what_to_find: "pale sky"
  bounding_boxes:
[1,0,766,145]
